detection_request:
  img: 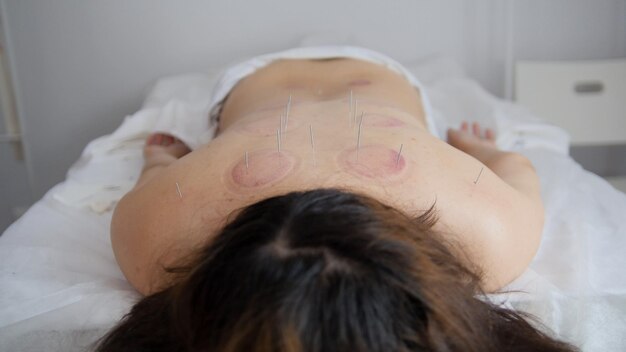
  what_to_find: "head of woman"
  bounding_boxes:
[95,188,576,352]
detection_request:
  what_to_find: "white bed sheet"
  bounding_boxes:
[1,55,626,352]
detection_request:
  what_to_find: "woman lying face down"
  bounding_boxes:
[97,58,578,351]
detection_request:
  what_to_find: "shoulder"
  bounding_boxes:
[111,174,229,295]
[473,183,545,293]
[111,184,191,295]
[476,152,545,292]
[110,188,160,295]
[429,147,545,293]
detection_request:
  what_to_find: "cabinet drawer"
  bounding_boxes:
[515,59,626,146]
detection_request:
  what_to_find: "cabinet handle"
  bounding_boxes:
[574,81,604,94]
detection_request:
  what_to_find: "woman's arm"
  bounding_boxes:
[447,122,545,292]
[447,122,541,202]
[111,133,192,295]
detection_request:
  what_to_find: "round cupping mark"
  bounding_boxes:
[338,145,405,180]
[231,150,295,188]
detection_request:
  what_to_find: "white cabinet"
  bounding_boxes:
[515,59,626,146]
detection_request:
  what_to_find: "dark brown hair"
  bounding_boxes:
[94,188,578,352]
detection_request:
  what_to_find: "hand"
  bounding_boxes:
[135,133,192,188]
[447,121,496,153]
[144,133,191,161]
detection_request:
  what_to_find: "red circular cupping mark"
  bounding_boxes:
[231,150,295,188]
[338,145,405,180]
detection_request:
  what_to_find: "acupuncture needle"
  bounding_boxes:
[474,167,484,184]
[356,112,364,161]
[175,182,182,199]
[395,143,403,167]
[309,124,316,167]
[354,99,359,127]
[285,94,292,131]
[276,128,282,167]
[349,90,353,126]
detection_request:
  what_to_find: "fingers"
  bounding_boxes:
[146,133,162,146]
[472,122,481,136]
[485,128,495,141]
[144,133,192,160]
[162,135,175,146]
[453,121,495,140]
[447,120,497,153]
[146,133,180,147]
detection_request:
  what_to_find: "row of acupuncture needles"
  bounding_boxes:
[175,90,485,198]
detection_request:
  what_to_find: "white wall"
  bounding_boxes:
[513,0,626,61]
[0,4,31,232]
[0,0,624,225]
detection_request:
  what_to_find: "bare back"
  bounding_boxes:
[111,58,544,295]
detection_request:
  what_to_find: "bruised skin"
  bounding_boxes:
[338,144,406,181]
[228,144,407,192]
[231,106,411,190]
[229,150,296,191]
[113,58,540,297]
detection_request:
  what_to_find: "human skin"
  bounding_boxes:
[111,59,544,296]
